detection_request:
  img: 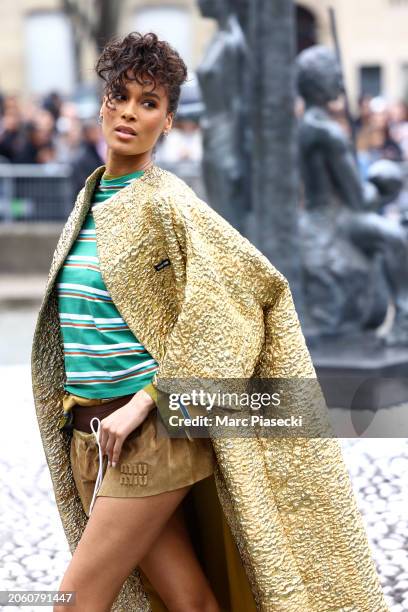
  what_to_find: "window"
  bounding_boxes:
[359,65,382,97]
[296,5,317,54]
[24,11,76,95]
[134,6,192,69]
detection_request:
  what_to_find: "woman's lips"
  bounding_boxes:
[114,129,137,140]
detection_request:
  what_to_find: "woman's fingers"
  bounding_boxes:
[97,401,151,466]
[104,432,115,466]
[100,424,125,467]
[99,426,109,457]
[111,436,124,468]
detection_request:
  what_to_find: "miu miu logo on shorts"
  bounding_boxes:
[119,462,148,486]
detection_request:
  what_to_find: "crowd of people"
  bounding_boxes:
[0,89,203,197]
[324,93,408,178]
[0,88,407,188]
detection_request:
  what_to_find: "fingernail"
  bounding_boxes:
[112,461,116,468]
[108,460,111,467]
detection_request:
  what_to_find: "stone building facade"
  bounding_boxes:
[0,0,407,109]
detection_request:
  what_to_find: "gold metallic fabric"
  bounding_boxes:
[31,164,388,610]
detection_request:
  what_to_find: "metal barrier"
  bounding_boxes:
[1,159,407,224]
[0,161,205,223]
[0,164,74,222]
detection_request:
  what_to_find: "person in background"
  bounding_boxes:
[54,102,83,164]
[36,143,57,164]
[14,119,54,164]
[356,96,404,174]
[354,93,372,131]
[155,116,202,164]
[71,119,105,197]
[0,106,23,162]
[388,100,408,161]
[42,91,63,124]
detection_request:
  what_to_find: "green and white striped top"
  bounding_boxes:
[56,169,159,417]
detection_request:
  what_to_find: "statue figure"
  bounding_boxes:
[296,45,408,346]
[196,0,251,235]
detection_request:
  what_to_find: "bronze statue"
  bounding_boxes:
[296,45,408,346]
[196,0,251,234]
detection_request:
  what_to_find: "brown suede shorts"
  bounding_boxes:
[66,392,216,518]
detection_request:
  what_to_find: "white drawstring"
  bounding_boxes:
[88,417,105,516]
[86,399,192,516]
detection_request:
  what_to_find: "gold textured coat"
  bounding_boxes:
[31,164,388,611]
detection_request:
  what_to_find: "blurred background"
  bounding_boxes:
[1,1,408,610]
[0,0,407,277]
[0,0,407,225]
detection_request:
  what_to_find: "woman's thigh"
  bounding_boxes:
[139,504,220,611]
[55,487,191,612]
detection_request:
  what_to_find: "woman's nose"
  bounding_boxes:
[121,102,138,120]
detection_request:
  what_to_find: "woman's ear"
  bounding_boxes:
[166,112,174,132]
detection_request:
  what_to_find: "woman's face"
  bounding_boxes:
[100,71,173,161]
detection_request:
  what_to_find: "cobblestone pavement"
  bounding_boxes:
[0,364,71,612]
[0,309,407,610]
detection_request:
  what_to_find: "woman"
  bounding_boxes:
[32,32,388,612]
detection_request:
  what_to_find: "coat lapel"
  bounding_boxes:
[38,165,105,315]
[91,164,179,364]
[36,163,164,325]
[33,162,175,372]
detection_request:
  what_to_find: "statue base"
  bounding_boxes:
[306,331,408,410]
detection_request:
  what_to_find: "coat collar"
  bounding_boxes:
[83,162,164,193]
[81,162,165,216]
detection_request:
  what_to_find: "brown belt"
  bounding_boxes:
[72,394,136,433]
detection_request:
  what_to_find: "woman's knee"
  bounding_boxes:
[54,567,116,612]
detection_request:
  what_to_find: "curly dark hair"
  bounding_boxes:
[95,31,188,116]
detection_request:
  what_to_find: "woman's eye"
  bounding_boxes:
[113,93,126,101]
[143,101,156,108]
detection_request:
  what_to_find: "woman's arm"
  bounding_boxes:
[147,191,273,398]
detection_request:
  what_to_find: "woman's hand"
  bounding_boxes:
[98,389,156,468]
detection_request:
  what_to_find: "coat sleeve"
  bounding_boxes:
[253,276,317,379]
[252,273,334,438]
[145,189,295,419]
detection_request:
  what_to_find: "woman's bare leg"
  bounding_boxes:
[139,504,220,611]
[54,486,192,612]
